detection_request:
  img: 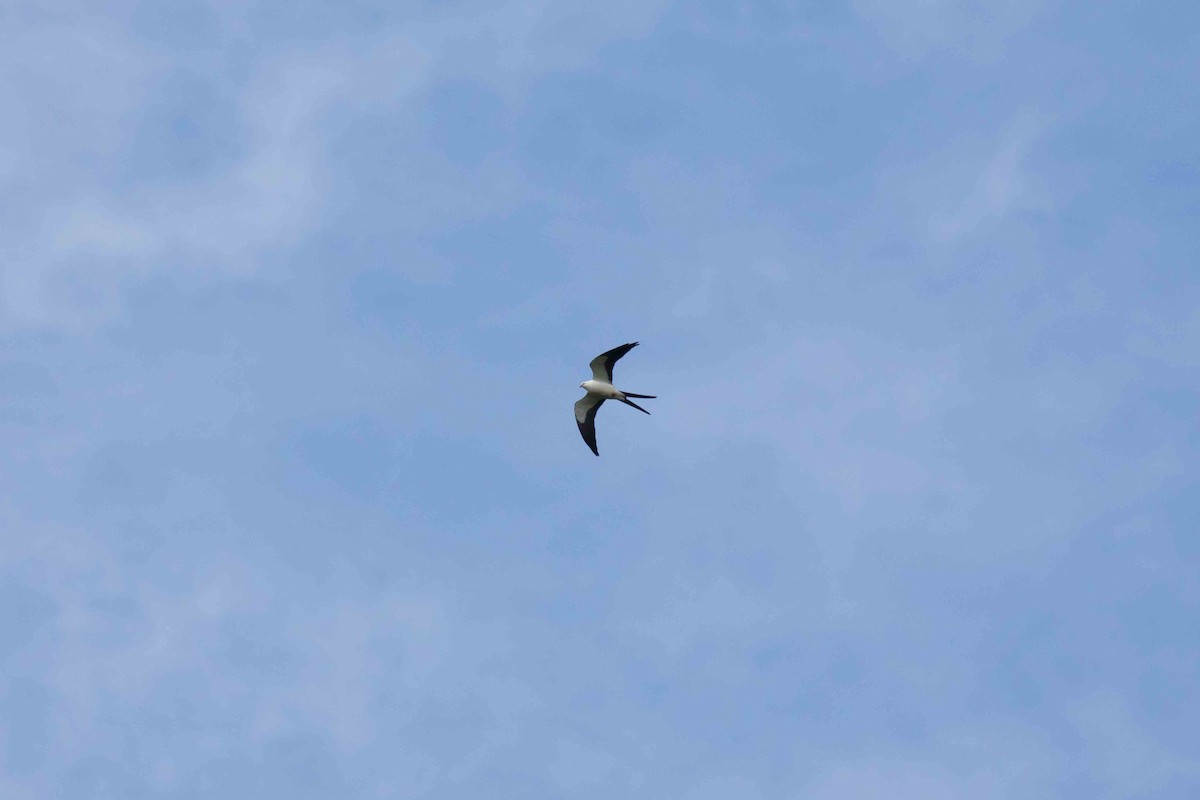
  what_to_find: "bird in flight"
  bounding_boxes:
[575,342,656,456]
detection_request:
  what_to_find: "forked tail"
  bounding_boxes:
[623,391,656,399]
[619,398,650,414]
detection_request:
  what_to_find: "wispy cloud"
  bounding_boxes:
[873,113,1051,253]
[850,0,1046,62]
[2,0,671,330]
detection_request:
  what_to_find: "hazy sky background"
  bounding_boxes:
[2,1,1198,797]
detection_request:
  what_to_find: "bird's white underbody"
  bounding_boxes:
[579,379,625,399]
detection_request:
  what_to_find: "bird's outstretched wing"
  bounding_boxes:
[589,342,639,383]
[574,393,606,456]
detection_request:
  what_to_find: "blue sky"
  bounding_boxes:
[2,1,1199,797]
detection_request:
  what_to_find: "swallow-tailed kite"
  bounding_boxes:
[575,342,656,456]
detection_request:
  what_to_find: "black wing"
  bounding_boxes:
[574,394,606,456]
[588,341,639,383]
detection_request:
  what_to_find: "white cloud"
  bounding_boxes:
[804,760,999,800]
[1,0,672,331]
[425,0,669,94]
[0,517,459,795]
[1129,305,1200,368]
[1071,690,1200,796]
[866,113,1053,257]
[2,41,351,328]
[850,0,1046,62]
[925,117,1047,245]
